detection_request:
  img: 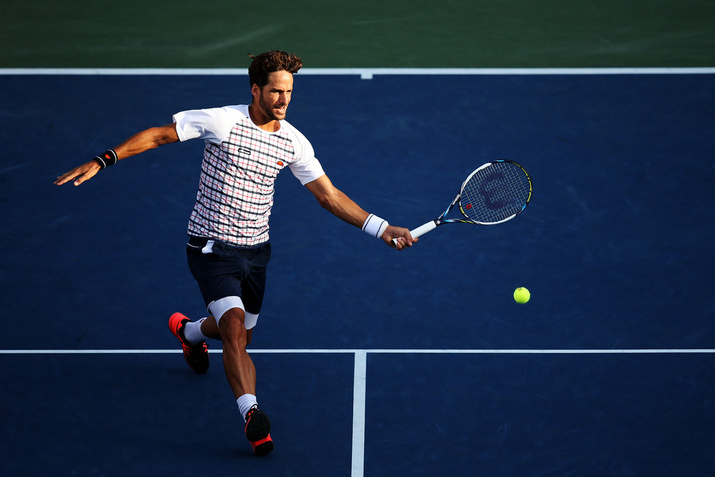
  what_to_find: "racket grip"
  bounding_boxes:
[392,221,437,245]
[410,221,437,239]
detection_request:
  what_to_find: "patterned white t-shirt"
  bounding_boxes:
[173,105,325,247]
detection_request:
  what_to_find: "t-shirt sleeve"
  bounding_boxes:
[172,107,239,144]
[287,127,325,185]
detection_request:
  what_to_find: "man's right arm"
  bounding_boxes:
[54,124,179,187]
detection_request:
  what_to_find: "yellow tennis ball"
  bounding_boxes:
[513,287,530,304]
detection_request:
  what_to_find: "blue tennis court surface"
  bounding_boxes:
[1,71,713,475]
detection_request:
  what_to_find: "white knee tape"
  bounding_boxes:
[244,312,259,330]
[208,296,244,323]
[208,296,259,329]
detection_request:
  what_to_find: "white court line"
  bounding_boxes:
[0,67,714,80]
[1,348,713,354]
[351,351,368,477]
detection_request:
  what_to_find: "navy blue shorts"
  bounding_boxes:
[186,236,271,316]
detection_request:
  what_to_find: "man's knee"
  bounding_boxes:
[219,308,248,343]
[219,307,246,327]
[209,296,259,330]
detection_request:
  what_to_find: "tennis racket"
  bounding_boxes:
[397,160,532,243]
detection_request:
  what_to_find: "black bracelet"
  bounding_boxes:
[93,149,119,169]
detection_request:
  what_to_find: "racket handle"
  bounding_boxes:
[392,220,437,246]
[410,221,437,238]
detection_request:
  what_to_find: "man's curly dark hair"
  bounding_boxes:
[248,51,303,88]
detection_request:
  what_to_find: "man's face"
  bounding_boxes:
[252,70,293,122]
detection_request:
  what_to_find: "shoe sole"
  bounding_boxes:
[245,410,273,456]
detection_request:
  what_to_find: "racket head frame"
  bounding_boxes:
[395,159,533,244]
[452,159,532,226]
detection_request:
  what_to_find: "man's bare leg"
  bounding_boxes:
[217,307,256,397]
[199,314,253,345]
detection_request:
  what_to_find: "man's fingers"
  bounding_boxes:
[54,162,100,186]
[392,235,418,250]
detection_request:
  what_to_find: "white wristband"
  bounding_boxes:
[362,214,389,239]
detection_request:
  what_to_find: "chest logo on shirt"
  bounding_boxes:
[237,147,251,156]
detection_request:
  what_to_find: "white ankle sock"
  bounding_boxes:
[183,317,208,344]
[236,394,258,422]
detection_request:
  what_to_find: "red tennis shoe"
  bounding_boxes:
[168,313,209,374]
[245,405,273,456]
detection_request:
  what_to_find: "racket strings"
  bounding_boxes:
[460,162,531,224]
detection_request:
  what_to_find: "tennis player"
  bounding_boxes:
[54,50,416,456]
